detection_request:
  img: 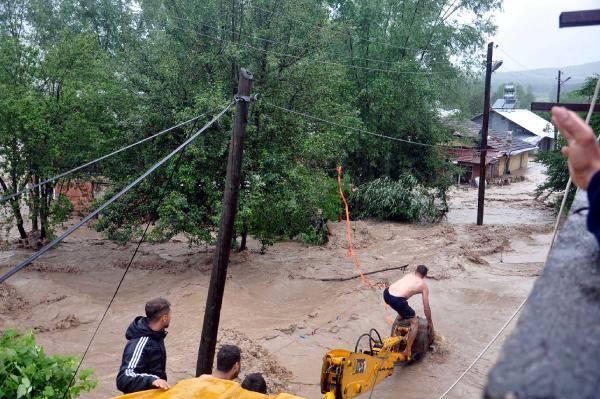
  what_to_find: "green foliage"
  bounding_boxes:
[535,140,576,212]
[0,329,96,399]
[351,175,444,222]
[1,0,501,248]
[49,195,73,227]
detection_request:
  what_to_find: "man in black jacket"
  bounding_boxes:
[116,298,171,393]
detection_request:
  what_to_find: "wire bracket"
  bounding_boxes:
[234,93,259,103]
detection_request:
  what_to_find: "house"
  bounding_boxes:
[56,180,107,213]
[472,109,555,152]
[444,117,538,183]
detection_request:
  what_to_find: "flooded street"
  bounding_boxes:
[0,160,555,399]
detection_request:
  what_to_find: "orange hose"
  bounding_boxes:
[336,165,394,325]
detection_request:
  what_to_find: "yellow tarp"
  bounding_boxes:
[112,376,306,399]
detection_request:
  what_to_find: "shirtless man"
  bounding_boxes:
[383,265,432,356]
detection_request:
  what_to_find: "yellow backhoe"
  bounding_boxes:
[113,317,431,399]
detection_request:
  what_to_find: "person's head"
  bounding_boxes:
[241,373,267,394]
[415,265,428,278]
[145,298,171,330]
[216,344,241,380]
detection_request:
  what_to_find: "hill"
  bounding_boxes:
[493,61,600,101]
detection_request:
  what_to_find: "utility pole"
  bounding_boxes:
[556,70,562,103]
[553,70,571,148]
[196,68,253,376]
[477,42,494,226]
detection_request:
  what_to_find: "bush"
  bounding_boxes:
[536,143,576,213]
[351,174,442,222]
[0,329,96,398]
[50,195,74,227]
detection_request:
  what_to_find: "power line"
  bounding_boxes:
[263,101,480,152]
[243,2,443,54]
[169,15,454,69]
[60,129,190,399]
[0,113,210,205]
[438,83,600,398]
[0,101,234,284]
[495,46,547,80]
[173,27,457,77]
[436,296,528,399]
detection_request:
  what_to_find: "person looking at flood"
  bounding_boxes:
[552,106,600,246]
[383,265,433,357]
[116,298,171,393]
[210,344,242,380]
[242,372,268,394]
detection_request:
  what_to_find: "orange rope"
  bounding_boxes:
[336,165,395,325]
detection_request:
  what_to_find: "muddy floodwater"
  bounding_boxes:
[0,160,554,398]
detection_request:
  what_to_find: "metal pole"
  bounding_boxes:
[196,68,253,376]
[554,70,561,149]
[556,70,562,103]
[477,42,493,226]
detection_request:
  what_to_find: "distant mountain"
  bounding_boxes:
[492,61,600,101]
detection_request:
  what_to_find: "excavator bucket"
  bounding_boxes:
[112,376,305,399]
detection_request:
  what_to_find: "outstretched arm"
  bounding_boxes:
[552,106,600,190]
[552,106,600,247]
[422,285,433,332]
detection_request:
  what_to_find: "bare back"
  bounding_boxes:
[388,273,426,299]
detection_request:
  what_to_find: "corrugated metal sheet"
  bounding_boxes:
[495,109,555,139]
[520,135,543,145]
[442,117,537,154]
[492,99,517,110]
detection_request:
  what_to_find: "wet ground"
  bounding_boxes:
[0,161,555,399]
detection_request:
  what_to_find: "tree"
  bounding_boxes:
[0,0,502,249]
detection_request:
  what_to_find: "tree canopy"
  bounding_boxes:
[0,0,502,249]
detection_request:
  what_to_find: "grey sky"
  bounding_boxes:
[490,0,600,71]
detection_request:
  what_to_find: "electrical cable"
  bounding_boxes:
[437,80,600,399]
[0,114,208,204]
[263,101,482,152]
[0,101,234,284]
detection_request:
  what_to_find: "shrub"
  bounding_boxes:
[0,329,96,398]
[351,174,442,222]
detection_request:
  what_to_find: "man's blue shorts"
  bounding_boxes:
[384,288,415,319]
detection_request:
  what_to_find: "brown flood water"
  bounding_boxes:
[0,161,554,399]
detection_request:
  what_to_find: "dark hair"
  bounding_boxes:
[145,298,171,322]
[416,265,428,277]
[241,373,267,394]
[216,345,241,372]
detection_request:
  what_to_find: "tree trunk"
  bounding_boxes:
[239,223,247,252]
[39,183,51,240]
[31,175,39,231]
[0,176,27,239]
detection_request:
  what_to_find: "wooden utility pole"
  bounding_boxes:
[477,42,494,226]
[196,68,253,376]
[556,70,562,103]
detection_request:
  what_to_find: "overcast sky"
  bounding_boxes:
[490,0,600,71]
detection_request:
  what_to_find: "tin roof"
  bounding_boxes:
[494,109,555,139]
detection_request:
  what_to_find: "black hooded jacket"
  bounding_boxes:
[116,316,167,394]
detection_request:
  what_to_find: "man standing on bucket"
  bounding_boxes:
[383,265,433,358]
